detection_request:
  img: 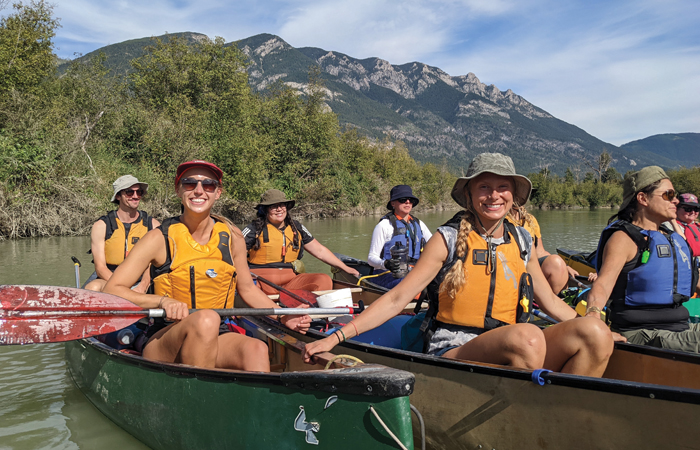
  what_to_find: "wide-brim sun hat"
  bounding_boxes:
[451,153,532,208]
[255,189,295,210]
[111,175,149,203]
[678,193,700,208]
[386,185,419,210]
[175,160,224,186]
[619,166,668,212]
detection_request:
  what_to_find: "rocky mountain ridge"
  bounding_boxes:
[64,32,686,175]
[238,34,678,174]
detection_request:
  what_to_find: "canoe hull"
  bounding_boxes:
[65,337,414,450]
[331,254,700,448]
[263,315,700,450]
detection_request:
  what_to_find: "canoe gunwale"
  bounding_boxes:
[616,340,700,364]
[255,316,700,405]
[76,334,414,399]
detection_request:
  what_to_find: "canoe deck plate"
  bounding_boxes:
[294,406,320,445]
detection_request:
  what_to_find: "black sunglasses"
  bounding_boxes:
[396,197,416,205]
[180,177,219,193]
[122,188,144,197]
[680,205,700,213]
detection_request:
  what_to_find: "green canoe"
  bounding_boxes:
[65,319,415,450]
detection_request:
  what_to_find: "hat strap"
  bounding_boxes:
[475,215,505,275]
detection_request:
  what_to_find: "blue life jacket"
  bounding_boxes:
[380,213,425,262]
[596,220,695,307]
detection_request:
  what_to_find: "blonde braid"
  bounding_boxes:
[507,202,529,228]
[440,206,477,299]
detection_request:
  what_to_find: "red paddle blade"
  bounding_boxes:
[278,289,319,308]
[1,315,141,345]
[0,285,143,312]
[0,285,145,345]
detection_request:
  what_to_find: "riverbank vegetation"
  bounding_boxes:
[527,159,700,210]
[0,1,456,239]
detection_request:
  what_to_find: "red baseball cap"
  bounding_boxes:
[175,160,223,186]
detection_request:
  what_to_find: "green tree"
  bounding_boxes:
[0,1,59,95]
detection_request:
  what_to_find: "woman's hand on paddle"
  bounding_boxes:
[302,336,337,364]
[281,313,312,334]
[161,297,189,321]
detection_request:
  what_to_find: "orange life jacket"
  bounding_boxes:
[436,224,530,329]
[152,217,236,309]
[101,210,153,271]
[247,223,302,266]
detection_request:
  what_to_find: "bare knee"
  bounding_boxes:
[503,324,546,369]
[240,339,270,371]
[84,279,106,292]
[542,255,569,292]
[184,310,220,341]
[574,317,614,361]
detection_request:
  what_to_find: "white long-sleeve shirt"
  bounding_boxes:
[367,217,432,270]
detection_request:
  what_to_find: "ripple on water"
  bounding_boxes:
[0,342,147,450]
[0,344,75,449]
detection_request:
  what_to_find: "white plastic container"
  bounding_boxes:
[316,288,353,309]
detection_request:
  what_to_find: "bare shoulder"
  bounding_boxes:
[91,219,106,232]
[603,229,638,263]
[607,229,636,247]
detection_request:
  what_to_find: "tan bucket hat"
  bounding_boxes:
[451,153,532,208]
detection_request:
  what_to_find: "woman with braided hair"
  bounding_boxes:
[242,189,359,295]
[304,153,617,376]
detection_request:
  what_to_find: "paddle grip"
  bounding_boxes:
[149,309,167,318]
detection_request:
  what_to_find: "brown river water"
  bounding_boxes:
[0,209,613,449]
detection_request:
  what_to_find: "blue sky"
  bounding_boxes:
[21,0,700,146]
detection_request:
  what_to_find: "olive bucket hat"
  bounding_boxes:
[619,166,668,212]
[255,189,295,210]
[451,153,532,208]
